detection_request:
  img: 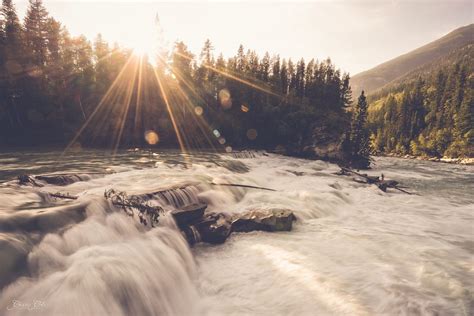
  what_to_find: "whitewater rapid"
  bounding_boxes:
[0,150,472,316]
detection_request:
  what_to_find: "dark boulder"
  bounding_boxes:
[171,203,207,227]
[178,207,296,246]
[35,174,90,186]
[194,212,232,244]
[232,209,295,233]
[180,225,201,246]
[181,212,232,245]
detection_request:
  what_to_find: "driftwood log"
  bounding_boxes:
[336,167,414,194]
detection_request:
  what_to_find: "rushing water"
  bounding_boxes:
[0,150,472,316]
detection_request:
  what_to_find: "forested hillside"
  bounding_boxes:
[351,24,473,96]
[0,0,353,154]
[368,44,473,158]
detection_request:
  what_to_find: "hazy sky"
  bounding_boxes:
[15,0,473,75]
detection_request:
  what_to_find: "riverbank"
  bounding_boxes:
[376,152,474,165]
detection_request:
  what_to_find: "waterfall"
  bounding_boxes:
[139,186,201,209]
[0,199,202,316]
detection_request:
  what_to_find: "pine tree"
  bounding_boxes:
[295,58,305,97]
[24,0,49,67]
[2,0,22,62]
[236,44,245,73]
[198,39,214,83]
[280,59,288,95]
[347,91,370,168]
[409,77,425,140]
[340,73,352,107]
[287,58,296,94]
[259,52,270,82]
[304,59,314,98]
[1,0,24,129]
[94,33,112,93]
[45,18,61,63]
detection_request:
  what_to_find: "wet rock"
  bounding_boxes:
[0,203,87,232]
[171,203,207,227]
[36,174,91,185]
[18,173,110,186]
[232,209,295,233]
[194,212,232,244]
[181,212,232,245]
[180,225,201,246]
[179,208,295,246]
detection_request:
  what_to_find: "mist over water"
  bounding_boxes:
[0,150,472,316]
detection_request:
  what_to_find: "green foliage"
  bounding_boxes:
[0,0,353,152]
[344,91,370,168]
[368,50,473,158]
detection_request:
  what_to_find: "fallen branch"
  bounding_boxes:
[392,186,415,195]
[104,189,164,226]
[210,183,276,191]
[49,192,78,200]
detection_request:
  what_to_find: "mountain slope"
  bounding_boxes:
[351,24,474,96]
[367,42,473,158]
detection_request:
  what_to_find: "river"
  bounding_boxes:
[0,150,472,316]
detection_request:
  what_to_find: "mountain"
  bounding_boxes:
[351,24,474,96]
[366,41,473,158]
[368,43,473,101]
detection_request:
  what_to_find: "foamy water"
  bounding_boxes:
[0,150,472,316]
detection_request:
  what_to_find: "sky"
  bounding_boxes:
[15,0,474,75]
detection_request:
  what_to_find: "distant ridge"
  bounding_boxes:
[351,24,474,96]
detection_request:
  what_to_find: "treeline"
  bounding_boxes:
[0,0,354,153]
[368,46,473,158]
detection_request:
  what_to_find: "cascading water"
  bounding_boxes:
[140,186,201,209]
[0,150,472,316]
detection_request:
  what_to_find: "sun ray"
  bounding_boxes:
[152,66,187,154]
[154,54,220,151]
[62,54,135,155]
[134,56,145,142]
[113,56,140,155]
[174,51,281,98]
[169,74,218,151]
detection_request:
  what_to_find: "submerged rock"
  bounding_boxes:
[232,209,295,233]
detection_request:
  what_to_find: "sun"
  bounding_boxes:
[130,36,156,57]
[123,19,161,58]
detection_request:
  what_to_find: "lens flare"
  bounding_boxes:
[213,129,221,138]
[246,128,258,140]
[219,89,232,109]
[218,137,226,145]
[144,130,159,145]
[225,146,233,153]
[194,106,203,116]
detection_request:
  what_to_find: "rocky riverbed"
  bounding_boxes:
[0,150,472,315]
